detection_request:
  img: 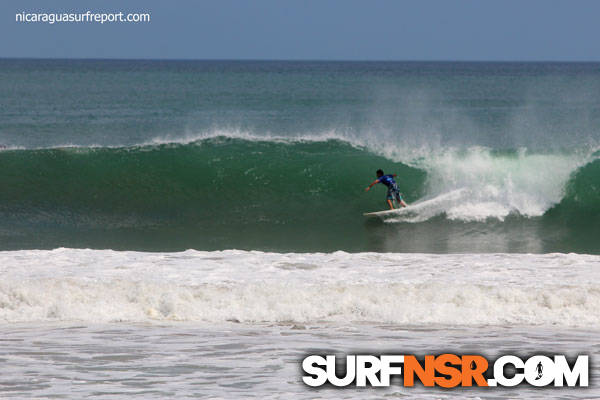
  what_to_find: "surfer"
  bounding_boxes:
[535,361,543,380]
[365,169,407,209]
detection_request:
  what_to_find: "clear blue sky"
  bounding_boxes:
[2,0,600,61]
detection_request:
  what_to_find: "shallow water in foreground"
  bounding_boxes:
[1,323,597,399]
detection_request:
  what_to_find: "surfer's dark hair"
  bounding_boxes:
[376,169,384,176]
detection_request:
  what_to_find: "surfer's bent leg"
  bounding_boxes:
[395,190,407,208]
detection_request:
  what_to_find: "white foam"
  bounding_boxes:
[384,147,594,223]
[1,249,598,327]
[144,127,361,147]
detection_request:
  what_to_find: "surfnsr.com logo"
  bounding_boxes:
[302,354,588,388]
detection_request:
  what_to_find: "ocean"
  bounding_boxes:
[0,59,599,398]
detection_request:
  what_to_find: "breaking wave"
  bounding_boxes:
[0,134,597,252]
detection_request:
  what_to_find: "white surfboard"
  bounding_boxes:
[363,207,407,217]
[363,188,467,218]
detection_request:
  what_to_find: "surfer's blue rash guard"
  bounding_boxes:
[376,174,396,187]
[377,174,403,202]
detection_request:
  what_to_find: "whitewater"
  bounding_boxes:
[1,248,599,399]
[1,249,599,326]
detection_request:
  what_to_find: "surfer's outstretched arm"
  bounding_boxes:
[365,179,379,191]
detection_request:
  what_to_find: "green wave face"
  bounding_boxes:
[546,158,600,223]
[0,138,597,253]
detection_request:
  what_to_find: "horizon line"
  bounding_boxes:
[1,56,600,63]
